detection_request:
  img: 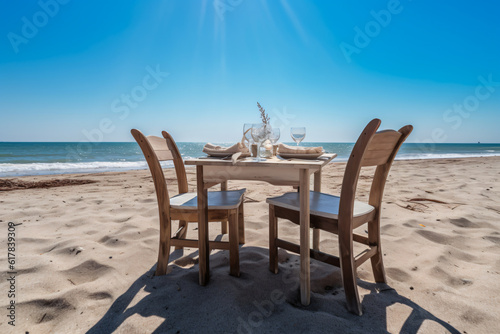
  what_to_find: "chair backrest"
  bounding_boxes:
[339,119,413,224]
[161,131,189,194]
[131,129,189,222]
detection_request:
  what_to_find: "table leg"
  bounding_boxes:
[220,181,228,234]
[196,165,210,285]
[313,170,321,251]
[299,168,311,306]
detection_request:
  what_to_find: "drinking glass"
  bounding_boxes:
[290,127,306,146]
[243,123,254,146]
[251,123,267,161]
[269,127,280,144]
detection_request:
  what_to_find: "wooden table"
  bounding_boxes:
[185,153,336,306]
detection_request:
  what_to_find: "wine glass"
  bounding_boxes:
[268,127,280,156]
[243,123,254,146]
[251,123,267,161]
[268,127,280,144]
[290,127,306,146]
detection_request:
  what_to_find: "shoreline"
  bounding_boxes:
[2,141,500,178]
[2,155,500,180]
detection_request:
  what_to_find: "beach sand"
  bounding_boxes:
[1,157,499,333]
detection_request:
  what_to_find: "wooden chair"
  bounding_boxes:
[131,129,245,277]
[266,119,412,315]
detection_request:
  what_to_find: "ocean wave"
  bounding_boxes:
[396,152,500,160]
[327,152,500,162]
[1,152,499,178]
[0,161,174,177]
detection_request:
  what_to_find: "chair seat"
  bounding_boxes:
[170,189,246,210]
[266,191,374,220]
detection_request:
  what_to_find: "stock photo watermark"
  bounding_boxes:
[415,74,499,152]
[339,0,409,63]
[237,289,286,334]
[7,0,72,54]
[65,64,168,160]
[6,222,20,327]
[236,256,331,333]
[214,0,243,21]
[269,106,296,131]
[442,74,499,130]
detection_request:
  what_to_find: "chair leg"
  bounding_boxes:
[221,220,228,234]
[269,205,279,274]
[174,220,188,250]
[368,218,386,283]
[339,229,362,315]
[238,201,245,244]
[313,228,320,251]
[155,216,171,276]
[228,209,240,277]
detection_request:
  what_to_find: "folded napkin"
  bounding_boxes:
[203,142,251,157]
[278,143,323,154]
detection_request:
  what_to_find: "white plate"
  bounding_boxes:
[205,152,233,157]
[205,152,251,158]
[278,152,324,159]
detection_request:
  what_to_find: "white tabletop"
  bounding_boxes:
[185,153,337,170]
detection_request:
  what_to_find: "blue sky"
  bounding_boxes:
[1,0,499,143]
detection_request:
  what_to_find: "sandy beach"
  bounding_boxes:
[1,156,499,333]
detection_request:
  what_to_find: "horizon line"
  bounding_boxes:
[1,141,499,144]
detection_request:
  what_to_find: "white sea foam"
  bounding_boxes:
[1,152,499,177]
[0,161,174,177]
[396,152,500,160]
[330,152,500,162]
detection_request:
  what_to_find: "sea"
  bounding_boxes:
[1,142,499,178]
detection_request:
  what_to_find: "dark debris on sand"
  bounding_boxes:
[0,178,97,191]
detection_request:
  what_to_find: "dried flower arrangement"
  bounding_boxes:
[257,102,270,124]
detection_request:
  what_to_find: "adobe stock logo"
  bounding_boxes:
[7,0,71,54]
[339,0,407,63]
[213,0,243,21]
[414,74,499,153]
[110,65,169,122]
[65,64,168,161]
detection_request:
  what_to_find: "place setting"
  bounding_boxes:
[201,140,251,164]
[201,103,327,163]
[275,127,325,160]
